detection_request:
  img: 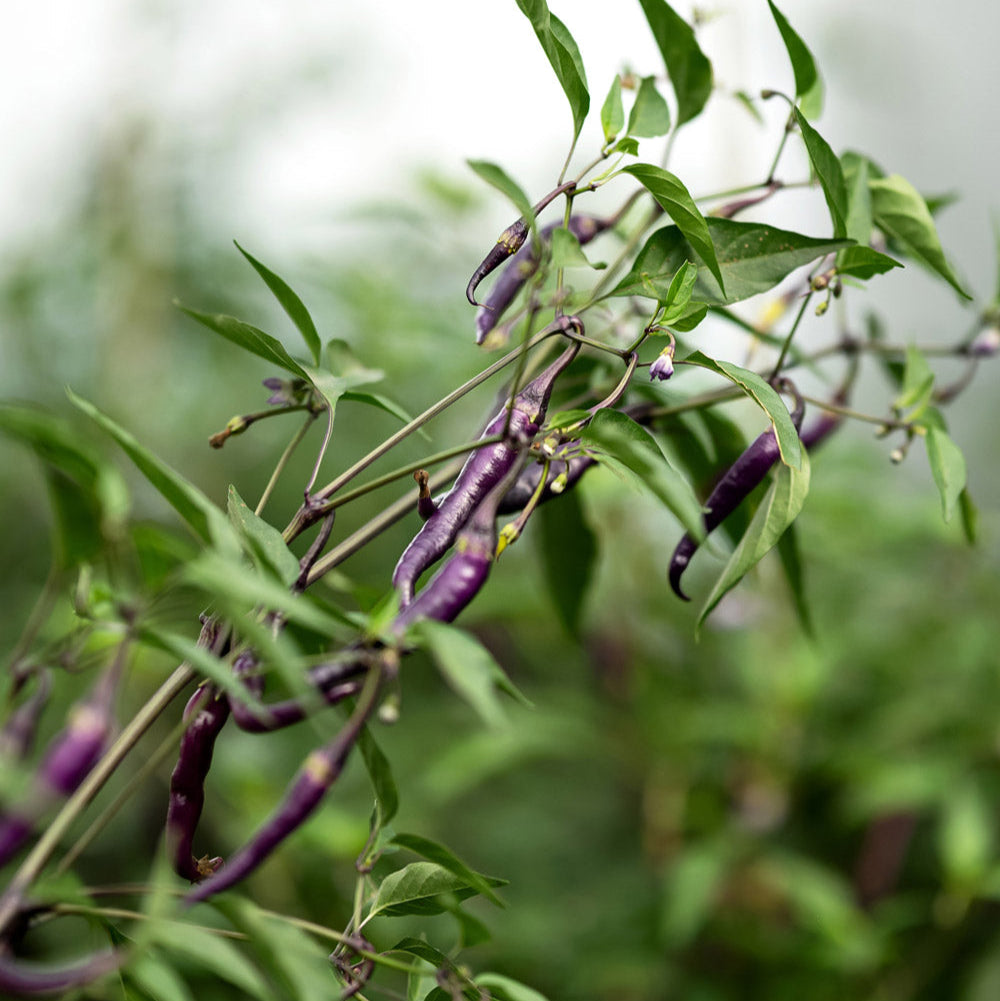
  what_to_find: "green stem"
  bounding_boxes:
[770,290,814,378]
[256,412,318,517]
[284,323,567,542]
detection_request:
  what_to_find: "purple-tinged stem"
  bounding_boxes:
[0,673,51,762]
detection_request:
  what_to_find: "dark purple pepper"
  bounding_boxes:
[466,219,529,306]
[496,452,595,515]
[0,673,51,762]
[475,216,608,344]
[465,181,576,307]
[0,669,116,868]
[669,395,805,601]
[392,342,579,607]
[184,701,371,907]
[0,949,120,997]
[414,470,438,521]
[165,684,231,882]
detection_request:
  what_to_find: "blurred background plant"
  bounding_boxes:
[2,2,1000,1000]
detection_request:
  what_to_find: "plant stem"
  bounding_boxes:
[771,291,814,378]
[257,412,318,517]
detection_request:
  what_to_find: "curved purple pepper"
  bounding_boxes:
[496,452,595,515]
[0,949,120,998]
[465,182,576,307]
[0,673,51,762]
[392,341,579,607]
[475,216,608,344]
[0,668,116,868]
[669,393,805,601]
[165,684,230,881]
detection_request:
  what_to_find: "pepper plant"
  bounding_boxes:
[1,2,996,999]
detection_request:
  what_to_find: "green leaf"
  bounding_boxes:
[67,390,235,551]
[613,218,849,305]
[660,839,731,946]
[939,781,993,886]
[578,409,704,539]
[341,390,415,427]
[182,551,350,636]
[513,2,590,141]
[600,74,624,143]
[623,164,725,294]
[681,351,803,468]
[149,922,272,1001]
[138,625,267,710]
[611,136,640,157]
[835,246,902,280]
[0,404,131,568]
[869,174,972,298]
[125,951,194,1001]
[235,242,322,365]
[655,259,698,321]
[776,521,815,637]
[537,484,596,637]
[637,0,713,126]
[475,972,552,1001]
[466,159,534,222]
[391,832,504,907]
[626,76,671,138]
[370,861,507,918]
[358,724,399,827]
[925,426,967,523]
[176,305,309,378]
[792,109,847,238]
[209,897,336,1001]
[697,450,811,629]
[894,346,935,415]
[228,486,300,587]
[842,153,873,246]
[549,227,602,270]
[959,487,978,545]
[411,619,529,728]
[767,1,823,117]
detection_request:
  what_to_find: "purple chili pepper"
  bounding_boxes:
[496,452,595,515]
[465,181,576,307]
[0,667,116,868]
[669,391,805,601]
[165,684,230,882]
[392,341,579,608]
[0,949,120,998]
[0,673,51,762]
[475,216,608,344]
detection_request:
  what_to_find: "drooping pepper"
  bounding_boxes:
[474,216,608,344]
[392,340,579,607]
[669,389,805,601]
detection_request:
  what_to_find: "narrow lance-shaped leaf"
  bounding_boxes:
[869,174,972,299]
[176,304,310,378]
[767,0,823,118]
[624,164,725,294]
[537,484,596,637]
[370,861,507,918]
[227,486,300,586]
[681,351,803,468]
[637,0,713,126]
[466,160,534,221]
[697,450,811,630]
[578,408,705,539]
[391,832,504,907]
[235,242,322,365]
[514,1,590,141]
[67,390,235,551]
[412,619,530,728]
[792,109,847,238]
[358,724,399,828]
[924,426,967,523]
[612,218,850,305]
[600,74,624,143]
[626,76,671,138]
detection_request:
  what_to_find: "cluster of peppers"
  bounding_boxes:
[0,207,857,996]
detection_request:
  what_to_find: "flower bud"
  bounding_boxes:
[969,326,1000,357]
[649,345,675,382]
